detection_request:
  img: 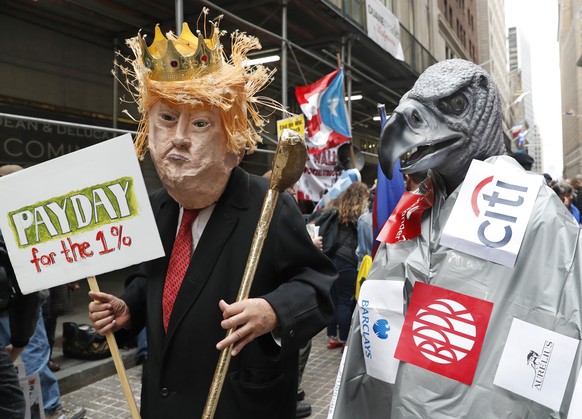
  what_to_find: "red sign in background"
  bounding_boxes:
[377,179,434,244]
[394,282,494,385]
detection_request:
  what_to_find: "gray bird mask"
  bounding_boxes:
[379,59,506,192]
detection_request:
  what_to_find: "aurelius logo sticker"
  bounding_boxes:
[494,318,579,411]
[394,282,493,385]
[441,159,542,267]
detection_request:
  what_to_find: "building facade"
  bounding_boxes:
[559,0,582,178]
[437,0,479,62]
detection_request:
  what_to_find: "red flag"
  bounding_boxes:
[295,69,352,154]
[394,282,493,385]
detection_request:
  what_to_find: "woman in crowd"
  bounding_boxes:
[553,181,581,224]
[323,182,369,350]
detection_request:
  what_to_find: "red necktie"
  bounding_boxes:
[162,209,199,332]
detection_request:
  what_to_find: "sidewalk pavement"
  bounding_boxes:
[58,330,343,418]
[54,276,344,418]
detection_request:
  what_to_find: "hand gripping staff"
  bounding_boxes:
[202,129,307,418]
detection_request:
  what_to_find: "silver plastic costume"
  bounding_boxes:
[331,162,582,418]
[330,59,582,418]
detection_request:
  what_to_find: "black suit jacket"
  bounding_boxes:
[122,167,336,419]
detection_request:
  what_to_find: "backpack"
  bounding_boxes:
[309,208,340,256]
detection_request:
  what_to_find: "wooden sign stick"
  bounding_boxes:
[87,275,141,419]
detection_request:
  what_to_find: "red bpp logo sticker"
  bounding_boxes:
[395,282,493,385]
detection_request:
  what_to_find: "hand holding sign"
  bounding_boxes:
[88,290,132,334]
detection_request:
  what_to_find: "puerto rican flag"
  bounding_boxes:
[295,69,352,154]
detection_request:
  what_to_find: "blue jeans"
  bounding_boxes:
[326,256,357,342]
[0,309,62,414]
[0,345,25,418]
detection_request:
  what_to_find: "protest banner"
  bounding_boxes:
[297,145,340,202]
[277,114,305,140]
[0,134,165,419]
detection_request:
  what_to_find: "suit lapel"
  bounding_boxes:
[164,167,250,346]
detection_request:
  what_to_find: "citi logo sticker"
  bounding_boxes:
[470,176,528,249]
[395,282,493,385]
[440,159,543,267]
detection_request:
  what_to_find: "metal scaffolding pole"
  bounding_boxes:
[175,0,184,34]
[0,113,276,154]
[112,38,119,130]
[281,0,288,116]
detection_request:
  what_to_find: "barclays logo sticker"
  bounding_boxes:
[373,319,390,339]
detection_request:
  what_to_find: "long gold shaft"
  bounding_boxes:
[201,189,278,419]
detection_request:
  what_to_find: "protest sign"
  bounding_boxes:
[277,114,305,140]
[0,134,164,294]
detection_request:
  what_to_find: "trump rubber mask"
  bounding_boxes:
[117,9,281,208]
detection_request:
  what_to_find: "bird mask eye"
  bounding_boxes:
[437,93,467,116]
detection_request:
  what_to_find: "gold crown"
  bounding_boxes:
[139,22,223,81]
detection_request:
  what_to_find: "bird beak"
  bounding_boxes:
[378,99,466,180]
[378,110,412,180]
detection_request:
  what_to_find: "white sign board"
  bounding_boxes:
[440,159,542,267]
[358,280,404,384]
[0,134,165,294]
[365,0,404,60]
[494,318,579,411]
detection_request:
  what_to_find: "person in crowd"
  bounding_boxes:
[543,172,554,187]
[87,12,336,419]
[510,151,535,171]
[553,181,581,223]
[569,174,582,212]
[0,230,40,419]
[356,186,374,267]
[0,164,86,419]
[332,59,582,418]
[43,283,80,372]
[322,182,369,350]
